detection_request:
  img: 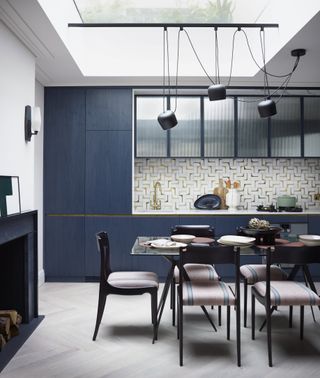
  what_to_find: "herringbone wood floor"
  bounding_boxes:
[2,282,320,378]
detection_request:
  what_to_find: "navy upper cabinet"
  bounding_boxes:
[86,89,132,131]
[44,88,86,213]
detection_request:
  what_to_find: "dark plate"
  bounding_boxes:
[194,194,221,210]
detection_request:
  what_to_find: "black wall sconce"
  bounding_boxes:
[25,105,41,142]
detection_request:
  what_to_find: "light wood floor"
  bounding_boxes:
[2,282,320,378]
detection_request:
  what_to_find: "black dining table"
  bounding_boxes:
[131,236,319,335]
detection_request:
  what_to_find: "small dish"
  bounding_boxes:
[217,238,253,249]
[171,234,195,243]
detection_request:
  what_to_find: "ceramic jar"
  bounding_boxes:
[226,189,239,211]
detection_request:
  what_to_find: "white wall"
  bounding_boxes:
[0,21,44,284]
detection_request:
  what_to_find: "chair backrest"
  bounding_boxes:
[179,243,240,303]
[96,231,112,282]
[268,245,320,266]
[171,225,215,238]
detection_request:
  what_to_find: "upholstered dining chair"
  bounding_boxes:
[170,225,221,326]
[178,244,241,367]
[240,263,287,327]
[251,245,320,367]
[93,231,159,341]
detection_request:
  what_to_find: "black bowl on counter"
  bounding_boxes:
[237,226,283,245]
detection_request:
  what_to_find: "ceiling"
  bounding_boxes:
[0,0,320,87]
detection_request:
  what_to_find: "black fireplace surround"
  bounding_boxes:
[0,211,38,322]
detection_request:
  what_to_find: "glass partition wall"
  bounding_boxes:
[135,94,320,158]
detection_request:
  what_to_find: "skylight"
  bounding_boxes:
[38,0,320,81]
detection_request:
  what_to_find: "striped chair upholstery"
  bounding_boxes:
[240,264,287,284]
[174,263,220,283]
[253,281,320,306]
[182,281,236,306]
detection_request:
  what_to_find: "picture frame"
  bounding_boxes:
[0,175,21,217]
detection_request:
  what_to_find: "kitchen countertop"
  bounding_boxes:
[133,209,320,216]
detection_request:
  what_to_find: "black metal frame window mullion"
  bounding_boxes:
[300,97,304,157]
[267,116,272,157]
[200,96,205,158]
[234,96,238,158]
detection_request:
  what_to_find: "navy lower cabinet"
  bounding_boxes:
[85,216,179,281]
[45,216,85,281]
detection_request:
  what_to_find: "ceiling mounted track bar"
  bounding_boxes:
[68,22,278,29]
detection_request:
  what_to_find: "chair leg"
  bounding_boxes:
[300,305,304,340]
[201,306,217,332]
[244,279,248,327]
[251,293,255,340]
[218,305,222,326]
[266,304,273,367]
[151,290,158,343]
[236,303,241,367]
[289,306,293,328]
[227,306,230,340]
[179,288,183,366]
[171,279,176,326]
[92,290,107,341]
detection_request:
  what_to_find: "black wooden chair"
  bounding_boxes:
[170,225,221,326]
[251,245,320,366]
[93,231,159,341]
[178,244,241,367]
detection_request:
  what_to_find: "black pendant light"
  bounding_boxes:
[158,27,179,130]
[208,28,226,101]
[258,98,277,118]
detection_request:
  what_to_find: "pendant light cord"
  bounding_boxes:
[183,29,215,85]
[173,29,182,113]
[162,28,166,112]
[214,28,220,84]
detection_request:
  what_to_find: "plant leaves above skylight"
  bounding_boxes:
[74,0,235,23]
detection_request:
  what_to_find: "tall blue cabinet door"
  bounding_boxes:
[44,88,86,214]
[45,216,85,280]
[86,89,132,131]
[85,130,132,214]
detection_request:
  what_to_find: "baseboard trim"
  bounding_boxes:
[38,269,45,287]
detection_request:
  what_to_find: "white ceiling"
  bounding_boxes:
[0,0,320,87]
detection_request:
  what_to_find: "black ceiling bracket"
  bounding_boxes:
[291,49,306,57]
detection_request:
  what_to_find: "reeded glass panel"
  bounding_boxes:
[271,97,301,157]
[304,97,320,157]
[237,98,268,157]
[204,98,234,156]
[170,97,201,157]
[136,97,167,157]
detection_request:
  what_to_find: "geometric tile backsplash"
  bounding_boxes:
[134,158,320,211]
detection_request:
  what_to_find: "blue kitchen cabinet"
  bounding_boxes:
[86,89,132,131]
[85,130,132,214]
[45,216,85,281]
[44,88,86,214]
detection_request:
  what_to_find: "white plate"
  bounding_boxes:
[299,235,320,246]
[217,238,254,248]
[299,234,320,241]
[171,234,195,243]
[219,235,256,244]
[151,241,187,249]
